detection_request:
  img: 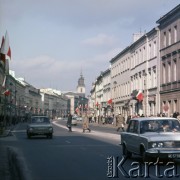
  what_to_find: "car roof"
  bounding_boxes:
[131,117,178,121]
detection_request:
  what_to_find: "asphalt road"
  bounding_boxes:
[1,120,180,180]
[1,121,122,180]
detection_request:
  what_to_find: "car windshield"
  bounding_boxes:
[140,119,180,134]
[31,117,50,124]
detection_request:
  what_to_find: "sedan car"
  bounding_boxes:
[71,116,77,126]
[120,117,180,161]
[27,116,53,139]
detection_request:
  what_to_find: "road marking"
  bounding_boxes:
[11,130,26,133]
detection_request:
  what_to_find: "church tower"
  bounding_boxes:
[77,71,85,95]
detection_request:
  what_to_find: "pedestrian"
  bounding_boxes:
[82,111,91,133]
[67,112,72,132]
[116,113,125,132]
[126,115,131,125]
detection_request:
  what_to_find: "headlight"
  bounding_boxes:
[151,142,164,148]
[49,127,53,131]
[29,128,33,131]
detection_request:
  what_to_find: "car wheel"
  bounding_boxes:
[141,147,149,162]
[122,144,132,158]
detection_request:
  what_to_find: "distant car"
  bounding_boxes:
[71,116,78,126]
[76,116,82,121]
[27,116,53,139]
[121,117,180,161]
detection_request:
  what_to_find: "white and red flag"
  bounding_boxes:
[136,90,144,102]
[107,99,112,105]
[2,89,10,96]
[0,31,11,59]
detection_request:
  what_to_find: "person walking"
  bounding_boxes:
[82,112,91,133]
[116,113,125,132]
[67,113,72,132]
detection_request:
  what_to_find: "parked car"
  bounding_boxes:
[27,116,53,139]
[71,116,78,126]
[120,117,180,161]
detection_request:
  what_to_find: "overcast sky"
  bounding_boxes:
[0,0,179,95]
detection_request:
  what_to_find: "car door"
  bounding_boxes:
[125,120,140,154]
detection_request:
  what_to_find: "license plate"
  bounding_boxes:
[168,154,180,158]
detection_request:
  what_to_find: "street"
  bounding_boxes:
[1,120,180,180]
[0,120,123,180]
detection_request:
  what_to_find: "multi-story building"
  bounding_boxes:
[40,88,68,118]
[157,4,180,116]
[102,68,111,116]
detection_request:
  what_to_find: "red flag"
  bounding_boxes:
[107,99,112,104]
[7,47,11,59]
[0,31,11,60]
[75,107,79,113]
[136,90,144,102]
[2,89,10,96]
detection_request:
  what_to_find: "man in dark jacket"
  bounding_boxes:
[67,113,72,132]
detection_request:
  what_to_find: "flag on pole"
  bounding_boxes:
[0,31,10,56]
[107,99,112,104]
[2,89,10,96]
[136,90,144,102]
[0,31,11,67]
[75,107,79,113]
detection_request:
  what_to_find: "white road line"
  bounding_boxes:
[11,130,26,133]
[52,121,120,141]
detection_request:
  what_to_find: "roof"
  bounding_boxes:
[156,4,180,24]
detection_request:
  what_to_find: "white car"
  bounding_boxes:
[76,116,82,121]
[71,117,77,126]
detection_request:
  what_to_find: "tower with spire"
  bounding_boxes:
[76,71,85,95]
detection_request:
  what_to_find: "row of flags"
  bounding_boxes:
[0,31,12,96]
[94,90,144,108]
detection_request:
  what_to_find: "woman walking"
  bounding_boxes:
[67,113,72,132]
[82,112,91,133]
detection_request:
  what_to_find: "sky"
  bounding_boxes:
[0,0,179,95]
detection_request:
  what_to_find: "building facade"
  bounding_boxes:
[157,4,180,116]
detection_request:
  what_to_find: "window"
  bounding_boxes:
[127,120,139,134]
[168,62,171,82]
[174,100,177,112]
[163,63,166,83]
[173,60,177,81]
[174,26,177,43]
[153,41,156,57]
[168,29,171,46]
[163,32,166,47]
